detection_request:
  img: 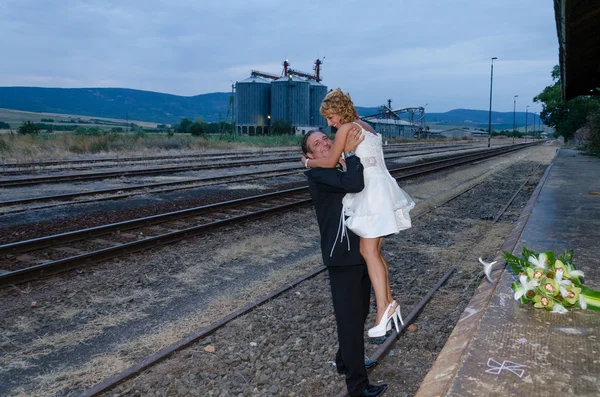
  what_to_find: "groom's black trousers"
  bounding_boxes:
[328,264,372,396]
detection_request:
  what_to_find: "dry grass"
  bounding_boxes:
[25,354,131,397]
[0,309,148,373]
[0,286,162,374]
[8,316,38,333]
[0,131,301,163]
[213,230,313,263]
[115,252,322,358]
[15,253,324,395]
[172,230,315,286]
[2,224,323,392]
[225,183,268,190]
[87,287,160,306]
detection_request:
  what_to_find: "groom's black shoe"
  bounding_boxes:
[357,383,387,397]
[337,359,377,375]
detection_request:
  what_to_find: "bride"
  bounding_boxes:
[302,88,415,337]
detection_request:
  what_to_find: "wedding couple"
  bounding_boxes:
[301,89,415,396]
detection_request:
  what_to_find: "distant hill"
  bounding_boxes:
[356,106,535,130]
[0,87,537,129]
[0,87,231,124]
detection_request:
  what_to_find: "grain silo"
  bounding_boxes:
[309,80,327,128]
[270,74,310,130]
[235,75,271,135]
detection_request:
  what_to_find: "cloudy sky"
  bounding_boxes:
[1,0,558,113]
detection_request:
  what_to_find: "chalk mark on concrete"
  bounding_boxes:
[485,358,526,378]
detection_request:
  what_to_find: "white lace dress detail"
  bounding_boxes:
[342,123,415,238]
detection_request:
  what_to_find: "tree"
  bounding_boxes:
[588,108,600,154]
[271,119,293,135]
[189,121,206,136]
[174,118,193,134]
[18,121,40,135]
[534,65,600,142]
[0,121,10,129]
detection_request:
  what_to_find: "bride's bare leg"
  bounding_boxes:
[377,238,393,304]
[361,237,393,323]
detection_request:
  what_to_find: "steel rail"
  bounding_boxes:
[1,195,310,286]
[0,157,296,188]
[80,268,455,397]
[0,152,292,176]
[0,142,537,287]
[491,164,542,224]
[0,144,484,188]
[387,142,537,178]
[0,143,458,170]
[0,187,309,256]
[0,144,499,209]
[0,143,535,256]
[0,168,303,208]
[335,268,456,397]
[0,149,298,169]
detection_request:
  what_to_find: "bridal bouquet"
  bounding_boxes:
[482,248,600,312]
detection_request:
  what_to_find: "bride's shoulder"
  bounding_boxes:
[356,120,377,134]
[338,122,355,130]
[335,123,355,134]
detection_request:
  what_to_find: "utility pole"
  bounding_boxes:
[231,83,235,134]
[513,95,518,145]
[525,105,529,136]
[487,57,497,148]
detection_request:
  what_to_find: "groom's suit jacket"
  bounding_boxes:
[304,155,365,267]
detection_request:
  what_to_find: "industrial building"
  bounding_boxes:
[361,103,425,138]
[235,59,327,135]
[234,59,425,138]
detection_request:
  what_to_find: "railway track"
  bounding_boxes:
[0,144,476,187]
[79,145,544,397]
[80,268,456,397]
[0,142,537,287]
[0,167,303,212]
[0,142,551,397]
[0,143,461,172]
[0,148,298,171]
[0,144,504,211]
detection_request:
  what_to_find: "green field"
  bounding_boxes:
[0,108,160,130]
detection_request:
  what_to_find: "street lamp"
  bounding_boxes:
[525,105,529,136]
[513,95,518,144]
[487,57,497,148]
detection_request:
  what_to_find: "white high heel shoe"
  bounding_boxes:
[393,300,404,327]
[368,303,398,338]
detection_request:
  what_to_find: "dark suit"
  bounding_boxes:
[305,156,372,396]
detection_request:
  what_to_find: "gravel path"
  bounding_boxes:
[0,143,558,396]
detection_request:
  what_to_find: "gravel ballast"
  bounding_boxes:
[0,144,557,396]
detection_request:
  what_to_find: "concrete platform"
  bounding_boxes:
[416,148,600,397]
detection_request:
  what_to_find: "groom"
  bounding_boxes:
[302,129,388,397]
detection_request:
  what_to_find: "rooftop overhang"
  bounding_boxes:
[554,0,600,100]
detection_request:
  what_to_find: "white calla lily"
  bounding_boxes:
[514,274,538,300]
[555,269,574,297]
[528,252,548,269]
[479,257,497,282]
[579,294,588,310]
[550,303,569,313]
[569,270,585,278]
[559,286,568,297]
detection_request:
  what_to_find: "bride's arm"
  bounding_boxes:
[305,124,351,168]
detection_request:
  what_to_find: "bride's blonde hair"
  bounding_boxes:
[320,88,359,124]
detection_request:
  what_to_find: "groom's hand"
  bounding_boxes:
[345,126,364,153]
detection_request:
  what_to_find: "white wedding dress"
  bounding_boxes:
[342,122,415,238]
